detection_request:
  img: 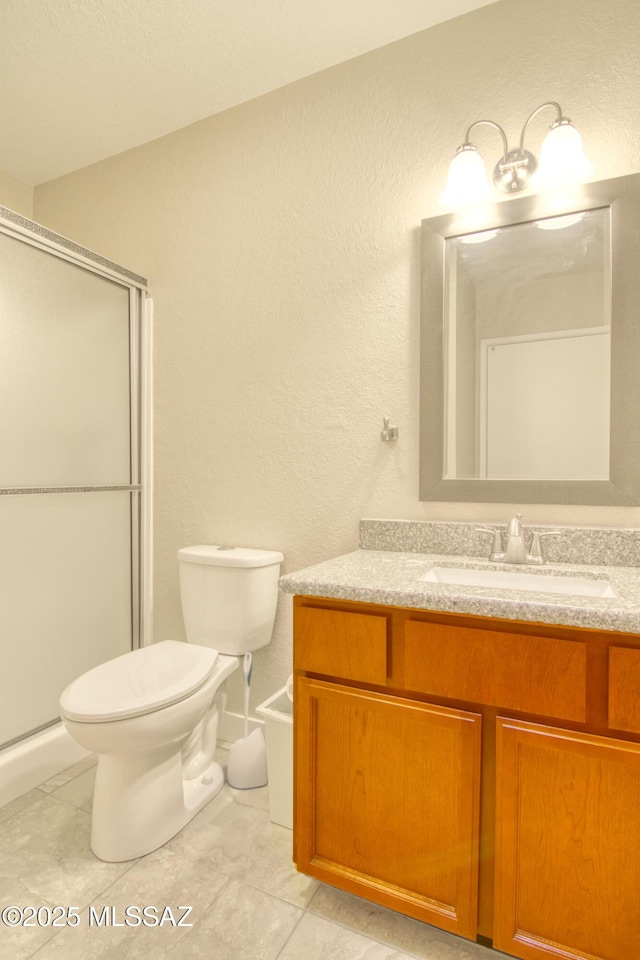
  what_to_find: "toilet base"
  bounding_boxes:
[91,753,226,862]
[183,758,225,812]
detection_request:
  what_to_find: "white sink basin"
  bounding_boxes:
[420,566,617,599]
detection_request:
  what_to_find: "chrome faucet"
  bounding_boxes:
[503,514,527,563]
[476,514,560,565]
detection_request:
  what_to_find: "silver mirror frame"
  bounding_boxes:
[420,172,640,505]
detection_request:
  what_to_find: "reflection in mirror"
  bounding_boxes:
[420,172,640,505]
[443,208,611,481]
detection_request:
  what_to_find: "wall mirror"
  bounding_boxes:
[420,172,640,504]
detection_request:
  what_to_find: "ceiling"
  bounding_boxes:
[1,0,496,186]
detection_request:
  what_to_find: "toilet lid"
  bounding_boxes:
[60,640,220,723]
[177,545,284,567]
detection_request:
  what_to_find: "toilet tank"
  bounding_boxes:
[177,546,284,654]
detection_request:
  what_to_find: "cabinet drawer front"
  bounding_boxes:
[295,605,388,684]
[609,646,640,733]
[404,620,586,721]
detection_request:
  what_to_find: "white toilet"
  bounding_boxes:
[60,545,283,862]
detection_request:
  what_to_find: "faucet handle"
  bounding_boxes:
[475,527,505,562]
[527,531,561,565]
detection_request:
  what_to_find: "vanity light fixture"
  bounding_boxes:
[439,101,594,209]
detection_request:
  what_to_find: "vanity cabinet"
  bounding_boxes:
[293,595,640,960]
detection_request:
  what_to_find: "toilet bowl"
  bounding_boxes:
[60,545,283,862]
[60,640,238,861]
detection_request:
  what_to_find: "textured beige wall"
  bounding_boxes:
[33,0,640,709]
[0,169,33,217]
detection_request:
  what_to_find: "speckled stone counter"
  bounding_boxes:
[280,520,640,634]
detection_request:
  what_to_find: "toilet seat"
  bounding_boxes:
[60,640,220,723]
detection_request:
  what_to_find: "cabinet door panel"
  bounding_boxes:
[495,718,640,960]
[296,678,481,939]
[609,645,640,733]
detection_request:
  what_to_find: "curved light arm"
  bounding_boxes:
[463,119,509,161]
[518,101,563,155]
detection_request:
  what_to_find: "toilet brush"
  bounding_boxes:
[226,652,268,789]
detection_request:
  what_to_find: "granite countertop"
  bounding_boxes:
[280,548,640,634]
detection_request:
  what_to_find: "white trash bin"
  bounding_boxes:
[256,685,293,829]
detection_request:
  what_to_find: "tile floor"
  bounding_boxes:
[0,750,511,960]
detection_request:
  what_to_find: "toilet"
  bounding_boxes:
[59,545,283,862]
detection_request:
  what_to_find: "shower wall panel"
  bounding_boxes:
[0,207,148,750]
[0,232,132,487]
[0,492,133,746]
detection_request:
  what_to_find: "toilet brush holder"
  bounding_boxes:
[227,727,268,789]
[226,651,268,789]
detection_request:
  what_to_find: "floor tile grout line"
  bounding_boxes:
[5,799,475,960]
[304,882,419,960]
[36,756,98,796]
[301,907,430,960]
[200,864,317,916]
[304,885,497,960]
[4,761,499,960]
[274,905,309,959]
[0,793,41,826]
[1,792,143,954]
[11,818,143,960]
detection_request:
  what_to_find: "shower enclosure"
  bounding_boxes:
[0,206,150,783]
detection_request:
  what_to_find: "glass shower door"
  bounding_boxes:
[0,214,148,749]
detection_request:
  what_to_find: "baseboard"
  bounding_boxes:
[0,723,90,808]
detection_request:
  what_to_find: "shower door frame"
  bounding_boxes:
[0,206,153,723]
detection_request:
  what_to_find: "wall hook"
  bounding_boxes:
[381,416,399,441]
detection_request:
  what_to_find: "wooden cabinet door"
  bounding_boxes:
[295,677,482,939]
[495,718,640,960]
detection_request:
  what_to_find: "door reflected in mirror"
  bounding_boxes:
[443,208,611,481]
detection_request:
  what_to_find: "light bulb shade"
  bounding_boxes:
[439,146,492,209]
[535,121,594,189]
